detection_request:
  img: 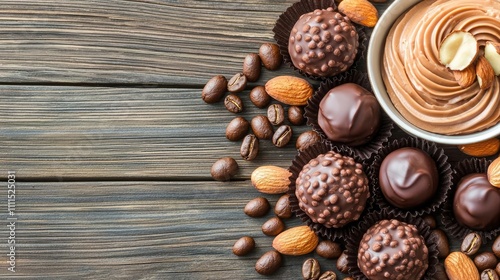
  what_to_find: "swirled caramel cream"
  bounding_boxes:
[383,0,500,135]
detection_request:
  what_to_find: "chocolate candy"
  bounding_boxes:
[379,147,439,209]
[453,173,500,230]
[318,83,380,146]
[295,151,369,228]
[357,219,429,280]
[288,8,358,77]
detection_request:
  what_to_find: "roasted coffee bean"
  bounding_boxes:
[250,86,272,108]
[461,232,482,256]
[261,217,285,236]
[315,240,342,259]
[475,252,498,271]
[267,103,285,126]
[202,75,227,103]
[288,106,305,125]
[422,215,437,229]
[493,235,500,258]
[302,258,321,280]
[434,263,449,280]
[336,251,349,274]
[243,53,261,82]
[226,116,249,141]
[255,250,282,275]
[259,43,282,70]
[232,236,255,256]
[296,130,321,152]
[227,72,247,93]
[240,134,259,161]
[272,125,292,148]
[430,229,450,259]
[224,94,243,113]
[244,197,270,217]
[251,115,274,139]
[210,157,238,181]
[482,269,500,280]
[319,271,337,280]
[274,194,292,219]
[496,262,500,276]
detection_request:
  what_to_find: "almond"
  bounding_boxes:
[458,138,500,157]
[338,0,379,27]
[484,41,500,76]
[487,156,500,188]
[444,251,479,280]
[439,30,478,71]
[251,165,291,194]
[453,63,476,88]
[265,76,313,106]
[476,56,495,90]
[272,225,318,256]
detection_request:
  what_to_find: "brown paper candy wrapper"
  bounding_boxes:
[288,140,375,241]
[441,158,500,243]
[304,69,393,159]
[369,137,452,218]
[345,210,439,280]
[272,0,367,81]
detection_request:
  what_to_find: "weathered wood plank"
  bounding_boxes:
[0,86,309,180]
[0,180,466,279]
[0,0,390,85]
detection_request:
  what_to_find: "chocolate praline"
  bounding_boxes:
[295,151,369,228]
[288,7,359,77]
[357,219,429,280]
[379,147,439,209]
[453,173,500,231]
[318,83,381,146]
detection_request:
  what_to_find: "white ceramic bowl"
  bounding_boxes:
[367,0,500,145]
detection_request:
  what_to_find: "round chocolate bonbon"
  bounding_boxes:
[357,219,429,280]
[379,147,439,209]
[453,173,500,231]
[295,151,369,228]
[288,7,358,77]
[318,83,380,146]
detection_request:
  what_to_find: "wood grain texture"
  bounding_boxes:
[0,0,299,85]
[0,180,468,279]
[0,86,311,180]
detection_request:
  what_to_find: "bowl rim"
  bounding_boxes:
[367,0,500,145]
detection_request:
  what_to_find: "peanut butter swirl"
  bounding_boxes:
[383,0,500,135]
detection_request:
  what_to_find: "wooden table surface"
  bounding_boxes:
[0,1,488,279]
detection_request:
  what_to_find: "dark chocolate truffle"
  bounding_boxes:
[295,151,369,228]
[453,173,500,231]
[288,7,358,77]
[379,147,439,209]
[357,219,429,280]
[318,83,380,146]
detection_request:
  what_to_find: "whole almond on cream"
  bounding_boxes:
[488,156,500,188]
[458,138,500,157]
[251,166,291,194]
[476,56,495,90]
[265,76,313,106]
[453,64,476,88]
[444,251,479,280]
[338,0,379,27]
[272,225,318,256]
